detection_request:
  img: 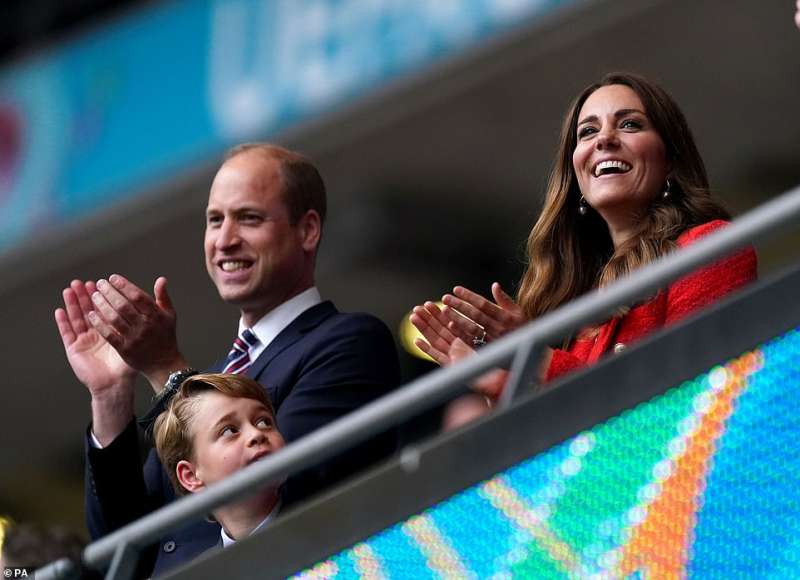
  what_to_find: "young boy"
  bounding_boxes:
[154,373,285,546]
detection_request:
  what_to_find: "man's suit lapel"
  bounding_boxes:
[245,301,337,378]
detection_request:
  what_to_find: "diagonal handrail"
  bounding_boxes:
[36,184,800,580]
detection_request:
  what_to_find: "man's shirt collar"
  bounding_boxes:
[238,287,322,362]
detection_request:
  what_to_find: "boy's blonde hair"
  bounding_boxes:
[153,373,275,496]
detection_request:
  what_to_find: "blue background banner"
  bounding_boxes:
[0,0,574,252]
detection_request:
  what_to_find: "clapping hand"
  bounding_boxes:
[410,301,461,365]
[409,301,511,397]
[55,280,136,396]
[85,274,187,391]
[56,280,137,445]
[441,283,526,344]
[410,283,526,365]
[448,338,510,400]
[411,285,552,430]
[440,337,511,430]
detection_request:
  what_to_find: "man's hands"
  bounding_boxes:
[56,275,190,442]
[56,280,136,395]
[87,275,188,391]
[55,280,137,445]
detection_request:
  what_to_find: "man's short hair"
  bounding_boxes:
[153,373,276,497]
[225,143,327,227]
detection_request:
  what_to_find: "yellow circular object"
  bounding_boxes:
[398,302,445,363]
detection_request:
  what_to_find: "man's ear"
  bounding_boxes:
[297,210,321,253]
[176,460,205,494]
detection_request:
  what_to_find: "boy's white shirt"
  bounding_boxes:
[220,499,281,547]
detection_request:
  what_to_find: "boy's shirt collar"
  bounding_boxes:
[220,499,281,548]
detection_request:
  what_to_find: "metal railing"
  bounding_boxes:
[38,184,800,580]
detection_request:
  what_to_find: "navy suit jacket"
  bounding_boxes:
[85,301,401,577]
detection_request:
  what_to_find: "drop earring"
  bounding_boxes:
[662,178,672,200]
[578,196,588,216]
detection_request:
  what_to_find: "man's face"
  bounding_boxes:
[205,152,309,321]
[185,390,285,489]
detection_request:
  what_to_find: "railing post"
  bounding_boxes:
[104,543,139,580]
[497,339,543,409]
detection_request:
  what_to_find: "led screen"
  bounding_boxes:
[293,326,800,578]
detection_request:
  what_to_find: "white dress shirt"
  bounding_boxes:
[220,500,281,547]
[242,286,322,359]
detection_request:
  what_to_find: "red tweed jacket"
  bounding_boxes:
[546,220,758,382]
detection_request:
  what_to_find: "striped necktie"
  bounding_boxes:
[222,328,260,374]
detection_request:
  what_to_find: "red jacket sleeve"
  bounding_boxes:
[666,220,758,323]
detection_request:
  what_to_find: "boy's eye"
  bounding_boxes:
[256,417,273,429]
[220,425,238,437]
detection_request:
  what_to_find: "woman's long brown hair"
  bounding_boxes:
[517,72,730,320]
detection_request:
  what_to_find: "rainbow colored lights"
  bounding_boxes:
[292,326,800,578]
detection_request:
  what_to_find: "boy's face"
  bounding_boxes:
[177,391,285,492]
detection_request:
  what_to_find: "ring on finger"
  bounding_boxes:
[472,328,487,348]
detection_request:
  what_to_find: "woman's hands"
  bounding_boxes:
[410,301,461,366]
[442,283,526,344]
[410,283,526,365]
[439,337,511,430]
[409,289,515,430]
[410,285,552,430]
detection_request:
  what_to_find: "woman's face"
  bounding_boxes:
[572,84,669,225]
